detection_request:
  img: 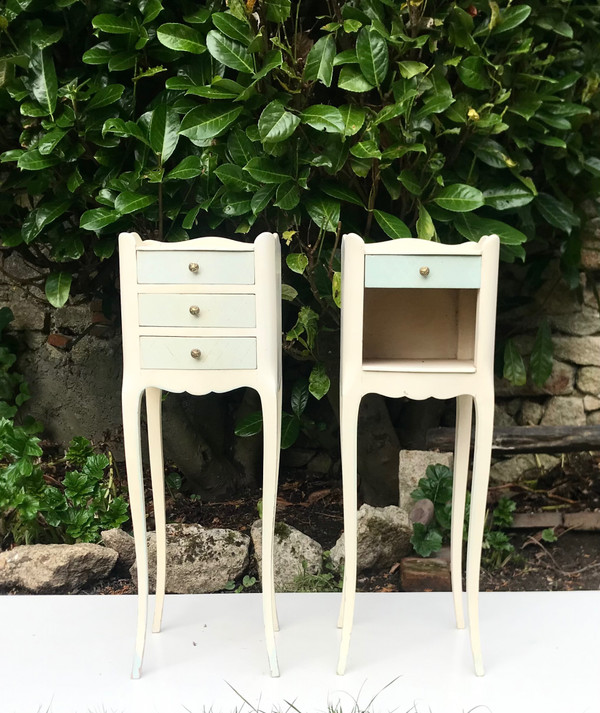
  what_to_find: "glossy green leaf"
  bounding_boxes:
[22,200,69,244]
[108,51,137,72]
[275,182,300,210]
[373,210,411,239]
[332,271,341,308]
[530,319,553,387]
[17,150,59,171]
[92,14,137,34]
[265,0,291,22]
[339,105,366,136]
[87,84,124,110]
[356,26,388,87]
[243,157,292,184]
[114,192,157,214]
[228,129,257,166]
[320,182,364,207]
[179,104,243,142]
[433,184,484,212]
[493,5,532,34]
[305,197,340,233]
[333,49,358,66]
[214,163,257,191]
[149,104,180,161]
[286,253,308,275]
[258,101,300,143]
[156,23,206,54]
[535,193,580,233]
[30,49,58,117]
[166,156,205,180]
[38,129,66,155]
[583,157,600,177]
[212,12,253,46]
[304,35,335,87]
[309,363,330,400]
[235,411,263,437]
[282,284,298,302]
[206,30,254,73]
[220,192,251,217]
[280,413,300,449]
[45,272,72,308]
[82,43,114,66]
[454,214,528,246]
[416,204,435,240]
[338,66,374,92]
[250,185,277,214]
[350,140,381,159]
[80,207,120,232]
[457,57,490,90]
[300,105,345,134]
[397,61,428,79]
[483,185,534,210]
[503,339,526,386]
[291,380,309,418]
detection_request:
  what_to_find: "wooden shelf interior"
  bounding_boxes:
[362,288,478,364]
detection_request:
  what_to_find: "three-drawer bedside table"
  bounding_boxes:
[119,231,282,678]
[336,232,500,677]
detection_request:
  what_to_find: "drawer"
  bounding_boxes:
[140,337,256,370]
[138,294,256,328]
[364,255,481,289]
[137,250,254,285]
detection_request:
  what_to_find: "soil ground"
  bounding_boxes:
[87,451,600,596]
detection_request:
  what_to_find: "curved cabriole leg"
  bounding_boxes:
[336,391,361,675]
[466,389,494,676]
[123,384,148,679]
[451,394,473,630]
[259,387,280,677]
[146,387,166,634]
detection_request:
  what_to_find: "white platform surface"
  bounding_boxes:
[1,591,599,713]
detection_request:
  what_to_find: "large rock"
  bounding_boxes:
[584,395,600,412]
[587,411,600,425]
[495,360,575,397]
[494,404,516,427]
[577,367,600,396]
[398,450,453,518]
[550,308,600,337]
[0,543,117,593]
[251,520,323,593]
[101,528,136,569]
[130,524,249,594]
[541,396,586,426]
[518,400,544,426]
[490,454,560,485]
[330,504,413,573]
[553,337,600,367]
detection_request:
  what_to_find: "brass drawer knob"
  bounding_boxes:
[419,266,430,277]
[190,348,201,359]
[189,305,200,316]
[188,262,199,273]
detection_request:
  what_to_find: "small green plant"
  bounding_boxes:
[224,574,257,593]
[0,428,128,545]
[541,527,558,543]
[409,463,516,568]
[293,551,343,593]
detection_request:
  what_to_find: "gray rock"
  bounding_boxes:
[330,504,413,573]
[251,520,323,593]
[101,528,136,569]
[409,498,435,526]
[577,367,600,396]
[551,308,600,337]
[518,400,545,426]
[53,304,91,333]
[587,411,600,425]
[584,395,600,412]
[581,249,600,271]
[494,404,517,427]
[0,543,118,593]
[307,452,333,474]
[505,399,522,417]
[3,290,47,331]
[553,337,600,367]
[495,360,575,397]
[490,453,560,485]
[130,524,249,594]
[540,396,586,426]
[398,449,453,517]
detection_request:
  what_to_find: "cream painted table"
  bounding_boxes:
[119,232,282,678]
[337,233,500,677]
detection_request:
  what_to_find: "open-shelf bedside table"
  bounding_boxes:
[337,232,500,677]
[119,231,282,678]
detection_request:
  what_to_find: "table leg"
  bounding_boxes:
[259,387,280,677]
[466,389,494,676]
[337,391,361,675]
[122,384,148,679]
[451,394,473,630]
[146,387,166,634]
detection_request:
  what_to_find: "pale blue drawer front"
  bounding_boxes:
[137,250,254,285]
[364,255,481,289]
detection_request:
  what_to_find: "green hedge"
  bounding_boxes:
[0,0,599,405]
